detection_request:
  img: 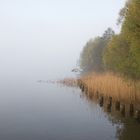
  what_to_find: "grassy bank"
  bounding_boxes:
[79,72,140,103]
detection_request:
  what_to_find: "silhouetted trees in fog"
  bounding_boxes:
[80,28,114,72]
[79,0,140,80]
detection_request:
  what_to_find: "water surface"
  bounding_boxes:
[0,75,139,140]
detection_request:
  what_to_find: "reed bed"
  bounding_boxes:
[81,72,140,103]
[58,78,77,87]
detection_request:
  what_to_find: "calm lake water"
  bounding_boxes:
[0,75,139,140]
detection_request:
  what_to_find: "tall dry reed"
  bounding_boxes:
[81,72,140,103]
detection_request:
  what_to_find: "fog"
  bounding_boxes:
[0,0,126,80]
[0,1,129,139]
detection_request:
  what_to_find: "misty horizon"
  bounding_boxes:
[0,0,126,80]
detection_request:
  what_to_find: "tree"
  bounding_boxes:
[103,0,140,80]
[79,28,114,73]
[121,0,140,79]
[103,35,130,74]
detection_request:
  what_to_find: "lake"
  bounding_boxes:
[0,75,139,140]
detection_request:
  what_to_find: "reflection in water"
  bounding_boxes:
[0,77,139,140]
[0,79,119,140]
[78,84,140,140]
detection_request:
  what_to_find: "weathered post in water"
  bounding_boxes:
[129,104,134,116]
[99,96,104,107]
[115,101,120,111]
[120,104,125,116]
[134,110,140,120]
[79,83,82,89]
[82,85,85,92]
[107,97,112,112]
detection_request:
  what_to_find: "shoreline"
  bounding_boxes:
[77,72,140,120]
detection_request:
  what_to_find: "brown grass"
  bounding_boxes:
[80,72,140,103]
[58,78,77,87]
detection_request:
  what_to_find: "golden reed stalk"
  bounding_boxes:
[80,72,140,103]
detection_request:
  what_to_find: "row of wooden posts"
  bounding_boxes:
[77,79,140,121]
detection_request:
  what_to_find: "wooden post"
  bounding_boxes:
[129,104,134,116]
[107,97,112,112]
[115,101,120,111]
[79,83,82,89]
[120,104,125,116]
[134,110,140,120]
[82,85,84,92]
[99,96,104,107]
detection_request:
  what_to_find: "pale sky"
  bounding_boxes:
[0,0,126,79]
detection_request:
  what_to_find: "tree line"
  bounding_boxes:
[79,0,140,80]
